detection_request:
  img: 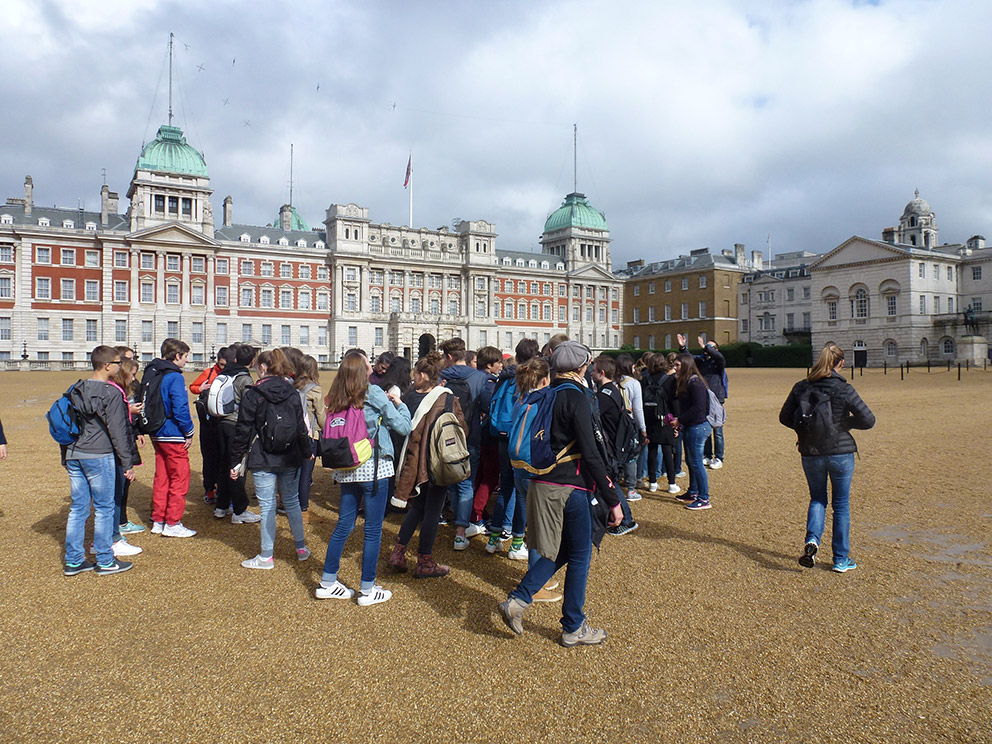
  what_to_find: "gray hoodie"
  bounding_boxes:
[64,379,135,470]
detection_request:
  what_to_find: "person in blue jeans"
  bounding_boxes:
[672,354,713,510]
[317,351,411,605]
[63,345,137,576]
[499,341,622,647]
[780,343,875,572]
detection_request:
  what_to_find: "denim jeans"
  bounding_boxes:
[323,478,389,592]
[684,421,712,500]
[703,426,725,461]
[801,453,855,562]
[636,447,648,480]
[449,447,480,528]
[494,470,528,537]
[510,488,593,633]
[65,456,116,566]
[252,468,305,559]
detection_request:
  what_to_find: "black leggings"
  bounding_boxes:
[649,442,677,485]
[397,484,446,555]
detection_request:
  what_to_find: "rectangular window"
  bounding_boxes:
[139,283,153,303]
[216,323,227,344]
[559,284,566,297]
[374,327,384,347]
[154,195,165,215]
[83,319,97,342]
[665,280,671,293]
[933,264,939,279]
[191,285,204,305]
[572,306,579,321]
[681,302,688,319]
[114,281,129,302]
[166,284,179,304]
[241,260,253,276]
[242,323,253,343]
[886,295,897,316]
[648,334,655,349]
[37,317,49,341]
[216,286,228,306]
[166,255,179,272]
[85,280,99,302]
[299,265,311,280]
[633,285,639,296]
[261,263,274,278]
[280,325,291,345]
[317,266,328,281]
[919,263,926,278]
[299,292,311,310]
[62,318,73,341]
[216,258,229,275]
[61,248,75,265]
[37,247,51,264]
[559,306,566,322]
[260,325,272,344]
[142,320,153,343]
[633,336,640,349]
[348,326,358,346]
[699,301,706,318]
[241,287,253,307]
[973,266,983,281]
[740,320,748,334]
[0,246,12,263]
[947,266,953,281]
[648,306,656,321]
[803,286,810,299]
[934,296,941,313]
[973,298,983,312]
[787,288,795,301]
[919,295,927,314]
[948,297,954,313]
[786,312,794,329]
[36,277,51,299]
[317,293,329,311]
[0,317,10,341]
[299,326,309,346]
[318,325,327,346]
[260,289,274,308]
[371,295,382,313]
[0,277,11,298]
[699,275,707,289]
[681,277,689,290]
[664,304,671,321]
[192,322,204,344]
[599,307,606,322]
[449,299,459,315]
[167,321,178,337]
[115,319,127,343]
[188,256,204,273]
[280,263,292,278]
[611,308,618,324]
[168,196,178,216]
[479,330,487,346]
[85,250,100,267]
[141,253,155,270]
[802,312,811,329]
[345,292,357,311]
[61,279,75,300]
[633,308,640,323]
[281,289,293,309]
[648,282,655,294]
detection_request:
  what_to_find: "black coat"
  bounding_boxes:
[779,372,875,456]
[231,376,311,470]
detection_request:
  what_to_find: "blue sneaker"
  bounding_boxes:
[64,560,96,576]
[832,557,857,573]
[119,521,145,535]
[685,498,711,511]
[799,541,818,568]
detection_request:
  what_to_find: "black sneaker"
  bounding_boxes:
[799,541,818,568]
[608,522,639,536]
[675,493,696,504]
[95,558,133,576]
[63,560,96,576]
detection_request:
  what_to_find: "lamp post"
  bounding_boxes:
[210,345,216,362]
[21,340,28,360]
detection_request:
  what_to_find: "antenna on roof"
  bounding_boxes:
[573,123,578,194]
[168,32,174,126]
[101,168,106,186]
[289,143,294,207]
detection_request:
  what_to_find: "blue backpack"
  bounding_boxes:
[508,381,583,475]
[488,376,518,438]
[47,383,84,445]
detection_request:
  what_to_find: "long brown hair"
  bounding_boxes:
[675,353,707,396]
[808,343,845,382]
[515,357,550,397]
[256,348,294,379]
[294,355,320,390]
[325,353,369,411]
[415,351,445,387]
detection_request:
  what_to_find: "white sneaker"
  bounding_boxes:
[676,471,688,479]
[162,522,197,538]
[648,482,659,493]
[232,510,261,524]
[241,554,274,570]
[508,544,529,561]
[315,580,355,600]
[112,539,143,557]
[453,535,471,551]
[626,489,642,502]
[709,458,723,470]
[213,508,228,519]
[464,522,487,538]
[151,521,164,535]
[357,585,392,606]
[702,457,711,467]
[668,483,681,494]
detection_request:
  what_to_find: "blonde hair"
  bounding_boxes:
[808,343,845,382]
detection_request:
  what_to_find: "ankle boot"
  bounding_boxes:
[413,553,450,578]
[388,542,408,573]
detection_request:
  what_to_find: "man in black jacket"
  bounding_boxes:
[590,356,638,536]
[678,333,726,469]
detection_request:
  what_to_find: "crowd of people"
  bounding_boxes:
[54,332,873,646]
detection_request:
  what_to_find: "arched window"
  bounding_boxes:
[920,338,928,357]
[941,337,954,355]
[851,288,868,319]
[885,340,897,358]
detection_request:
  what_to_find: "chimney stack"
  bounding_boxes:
[223,195,233,227]
[100,185,119,226]
[279,203,292,231]
[24,176,33,217]
[882,227,896,244]
[751,250,763,271]
[734,243,746,266]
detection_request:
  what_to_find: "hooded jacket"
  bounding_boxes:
[779,372,875,456]
[440,363,487,448]
[64,379,134,470]
[230,376,312,471]
[144,358,195,443]
[395,387,467,502]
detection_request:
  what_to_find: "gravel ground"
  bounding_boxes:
[1,367,991,743]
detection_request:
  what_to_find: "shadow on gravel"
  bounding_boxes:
[635,515,800,572]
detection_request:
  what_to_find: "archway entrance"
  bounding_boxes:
[418,333,436,359]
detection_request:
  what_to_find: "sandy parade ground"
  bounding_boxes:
[1,366,990,743]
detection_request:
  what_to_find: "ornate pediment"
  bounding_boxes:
[811,236,908,270]
[128,221,221,248]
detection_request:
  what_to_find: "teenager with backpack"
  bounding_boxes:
[375,355,413,512]
[142,338,197,537]
[229,348,313,570]
[678,334,727,469]
[674,353,713,511]
[389,351,468,579]
[590,356,639,536]
[295,355,326,522]
[212,345,260,524]
[316,352,411,604]
[615,354,648,503]
[189,348,228,504]
[470,346,503,531]
[779,343,875,573]
[438,338,487,551]
[486,338,540,554]
[498,341,623,646]
[62,346,136,576]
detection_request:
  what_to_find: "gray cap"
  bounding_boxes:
[550,340,592,372]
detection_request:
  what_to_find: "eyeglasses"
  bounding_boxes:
[107,360,122,367]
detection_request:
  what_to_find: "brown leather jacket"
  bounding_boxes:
[395,387,467,501]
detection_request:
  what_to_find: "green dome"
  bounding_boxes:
[544,192,607,233]
[274,205,309,232]
[135,125,208,177]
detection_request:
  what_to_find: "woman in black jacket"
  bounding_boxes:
[230,348,313,570]
[779,343,875,573]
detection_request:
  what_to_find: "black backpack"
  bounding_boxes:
[444,377,475,428]
[136,367,172,435]
[792,382,839,455]
[258,396,299,454]
[601,388,642,476]
[642,374,668,419]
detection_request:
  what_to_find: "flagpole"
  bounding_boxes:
[408,152,413,227]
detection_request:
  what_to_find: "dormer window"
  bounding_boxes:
[39,217,50,227]
[278,237,289,246]
[85,222,97,231]
[240,233,251,243]
[541,261,549,269]
[502,257,511,266]
[0,214,12,225]
[259,235,270,245]
[556,263,564,271]
[315,241,325,250]
[516,259,524,267]
[296,239,307,248]
[528,260,537,268]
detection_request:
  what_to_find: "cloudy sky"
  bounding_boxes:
[2,0,990,266]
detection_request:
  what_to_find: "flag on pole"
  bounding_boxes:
[403,154,412,188]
